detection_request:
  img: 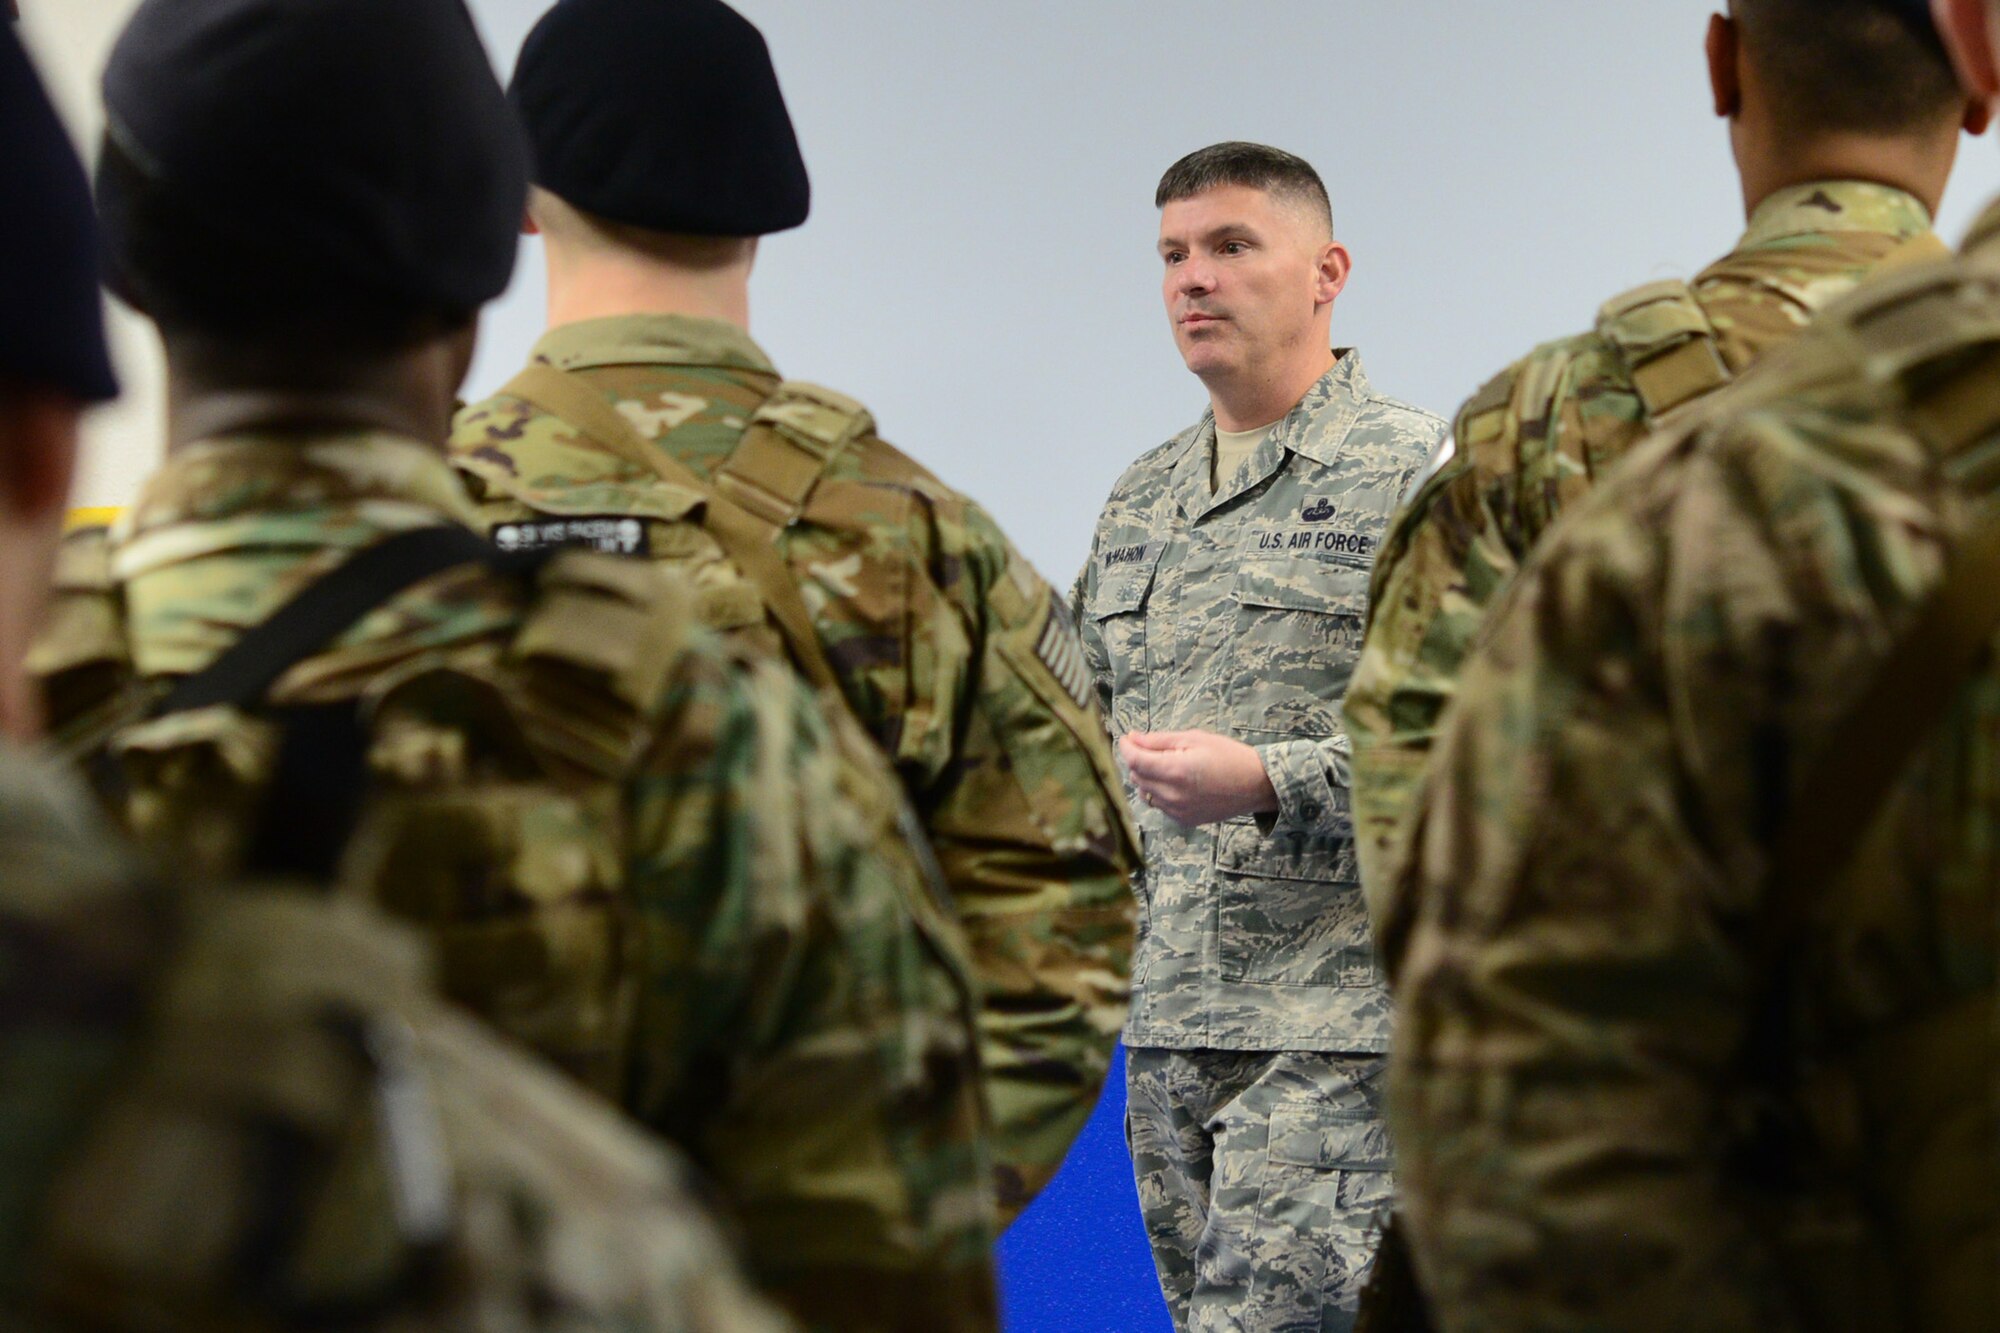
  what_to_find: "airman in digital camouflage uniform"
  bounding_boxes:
[450,0,1139,1215]
[1345,0,1985,933]
[28,3,997,1328]
[1389,0,1998,1326]
[0,23,786,1333]
[1071,143,1444,1333]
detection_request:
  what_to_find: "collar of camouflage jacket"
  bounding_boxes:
[530,312,779,377]
[116,431,486,583]
[1963,194,2000,262]
[1167,348,1372,517]
[1737,179,1931,252]
[110,431,517,682]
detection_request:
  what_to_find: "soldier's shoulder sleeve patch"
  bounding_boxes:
[976,553,1137,862]
[1034,591,1093,709]
[1454,361,1524,462]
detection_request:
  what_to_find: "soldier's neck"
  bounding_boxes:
[1738,129,1957,222]
[163,336,460,452]
[545,252,753,332]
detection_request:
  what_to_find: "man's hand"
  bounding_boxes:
[1119,730,1278,826]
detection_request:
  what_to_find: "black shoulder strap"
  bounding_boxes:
[153,525,546,717]
[147,525,550,881]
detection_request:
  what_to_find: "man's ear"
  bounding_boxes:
[521,206,541,237]
[1965,94,1993,136]
[1315,241,1353,307]
[1707,11,1742,118]
[1937,0,2000,102]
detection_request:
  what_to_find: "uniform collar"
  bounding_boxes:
[1962,193,2000,264]
[1169,350,1370,519]
[531,312,779,376]
[121,429,481,564]
[1737,180,1932,251]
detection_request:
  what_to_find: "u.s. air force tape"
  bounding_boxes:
[1035,592,1093,709]
[491,515,649,557]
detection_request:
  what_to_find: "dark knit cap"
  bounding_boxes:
[0,27,116,402]
[510,0,810,238]
[98,0,528,330]
[1877,0,1943,42]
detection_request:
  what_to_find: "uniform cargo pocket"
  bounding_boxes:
[1248,1097,1394,1322]
[1229,561,1369,730]
[1212,819,1371,987]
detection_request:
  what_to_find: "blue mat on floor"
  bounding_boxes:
[997,1045,1172,1331]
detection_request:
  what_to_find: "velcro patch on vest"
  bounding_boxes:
[1035,593,1093,708]
[492,516,650,557]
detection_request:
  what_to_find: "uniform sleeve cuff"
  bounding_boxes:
[1255,738,1345,834]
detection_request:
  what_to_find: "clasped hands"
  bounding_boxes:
[1117,729,1278,826]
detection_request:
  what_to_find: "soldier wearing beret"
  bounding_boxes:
[1070,143,1444,1332]
[32,2,997,1328]
[0,21,788,1333]
[451,0,1140,1218]
[1388,0,1999,1325]
[1345,0,1986,946]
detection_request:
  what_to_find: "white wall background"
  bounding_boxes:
[26,0,2000,587]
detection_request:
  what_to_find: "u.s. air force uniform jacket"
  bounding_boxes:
[1072,352,1442,1053]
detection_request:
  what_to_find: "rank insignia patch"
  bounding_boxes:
[1036,592,1093,708]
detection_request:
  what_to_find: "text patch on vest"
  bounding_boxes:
[492,516,650,557]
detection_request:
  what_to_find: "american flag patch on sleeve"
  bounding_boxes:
[1035,592,1093,708]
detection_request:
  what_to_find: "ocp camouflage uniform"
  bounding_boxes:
[31,431,997,1333]
[1070,353,1442,1331]
[451,314,1140,1211]
[1344,180,1941,932]
[0,741,791,1332]
[1389,200,2000,1331]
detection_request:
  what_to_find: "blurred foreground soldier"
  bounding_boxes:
[1346,0,1984,933]
[31,1,997,1327]
[452,0,1139,1214]
[0,25,786,1333]
[1071,143,1443,1332]
[1388,0,2000,1326]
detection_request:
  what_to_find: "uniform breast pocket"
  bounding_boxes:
[1087,551,1162,734]
[1228,560,1369,731]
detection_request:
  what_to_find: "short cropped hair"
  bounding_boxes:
[1734,0,1961,135]
[1154,141,1333,236]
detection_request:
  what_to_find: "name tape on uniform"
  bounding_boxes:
[492,516,650,557]
[1102,540,1162,571]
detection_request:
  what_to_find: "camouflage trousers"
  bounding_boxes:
[1126,1048,1391,1333]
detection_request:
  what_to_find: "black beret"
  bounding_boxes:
[1874,0,1944,42]
[100,0,528,321]
[0,28,116,402]
[510,0,810,238]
